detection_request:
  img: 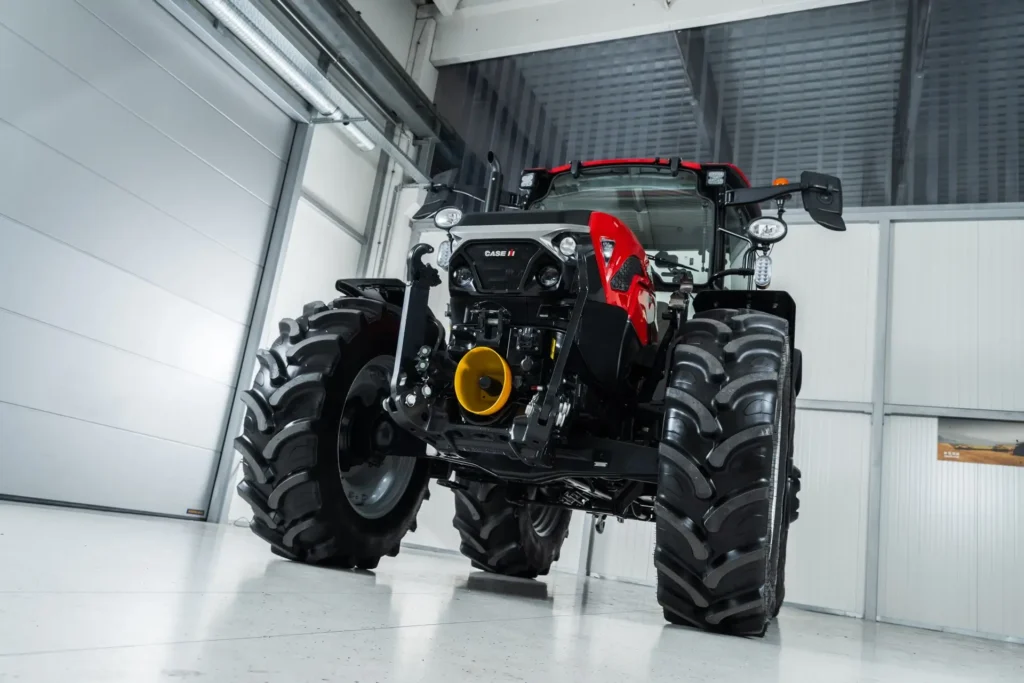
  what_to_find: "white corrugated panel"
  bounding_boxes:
[0,0,293,517]
[785,410,871,615]
[770,221,879,403]
[878,415,1024,639]
[888,220,1024,411]
[590,518,657,584]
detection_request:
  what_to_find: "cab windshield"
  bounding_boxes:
[532,166,749,284]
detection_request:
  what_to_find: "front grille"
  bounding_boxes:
[610,255,645,292]
[463,241,541,292]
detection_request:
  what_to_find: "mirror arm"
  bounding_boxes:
[725,183,800,206]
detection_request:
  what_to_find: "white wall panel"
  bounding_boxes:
[0,216,246,386]
[785,410,871,615]
[0,122,261,324]
[0,404,217,518]
[76,0,294,157]
[770,221,879,403]
[0,0,286,204]
[0,23,274,264]
[0,311,233,451]
[302,126,381,234]
[888,220,1024,411]
[878,415,1024,639]
[0,0,295,515]
[590,518,657,584]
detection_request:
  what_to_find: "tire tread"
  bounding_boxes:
[656,308,798,636]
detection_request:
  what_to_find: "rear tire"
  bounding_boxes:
[452,480,571,578]
[655,308,796,636]
[234,297,430,567]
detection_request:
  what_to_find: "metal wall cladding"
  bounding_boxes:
[879,416,1024,639]
[0,0,295,517]
[888,220,1024,412]
[786,410,873,616]
[701,0,905,206]
[434,0,1023,207]
[905,0,1024,205]
[770,220,880,404]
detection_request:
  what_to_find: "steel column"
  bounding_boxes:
[890,0,933,204]
[863,218,894,621]
[206,123,314,523]
[674,28,734,162]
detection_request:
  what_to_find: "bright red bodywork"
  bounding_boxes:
[586,212,656,345]
[525,158,757,346]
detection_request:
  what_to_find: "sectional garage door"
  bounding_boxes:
[0,0,296,517]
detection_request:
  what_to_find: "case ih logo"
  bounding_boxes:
[484,249,516,257]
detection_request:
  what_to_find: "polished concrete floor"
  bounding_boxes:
[0,502,1021,682]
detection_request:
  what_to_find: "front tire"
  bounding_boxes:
[453,480,572,578]
[655,308,796,636]
[234,297,430,567]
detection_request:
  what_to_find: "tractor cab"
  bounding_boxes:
[517,159,759,290]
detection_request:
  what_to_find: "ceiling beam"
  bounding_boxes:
[890,0,932,205]
[431,0,868,65]
[276,0,466,172]
[674,29,733,163]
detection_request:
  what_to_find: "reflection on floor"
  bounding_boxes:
[0,501,1020,682]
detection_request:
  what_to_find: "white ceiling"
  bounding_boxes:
[429,0,870,65]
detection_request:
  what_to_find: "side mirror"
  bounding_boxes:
[800,171,846,231]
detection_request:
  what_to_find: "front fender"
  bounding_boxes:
[692,290,797,348]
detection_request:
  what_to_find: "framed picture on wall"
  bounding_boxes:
[937,419,1024,467]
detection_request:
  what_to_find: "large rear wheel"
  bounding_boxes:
[655,308,796,636]
[452,480,572,579]
[234,297,430,568]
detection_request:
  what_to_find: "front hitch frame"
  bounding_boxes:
[390,243,441,399]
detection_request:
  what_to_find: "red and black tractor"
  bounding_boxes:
[235,153,845,636]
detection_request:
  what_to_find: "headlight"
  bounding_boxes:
[600,238,615,260]
[537,265,560,288]
[453,267,474,288]
[437,240,452,271]
[558,235,577,257]
[434,207,463,230]
[746,217,788,243]
[520,172,535,189]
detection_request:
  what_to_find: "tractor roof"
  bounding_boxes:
[531,158,753,189]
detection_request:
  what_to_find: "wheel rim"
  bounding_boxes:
[528,504,562,537]
[337,357,416,520]
[763,345,792,608]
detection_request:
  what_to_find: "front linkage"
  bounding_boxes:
[386,241,661,486]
